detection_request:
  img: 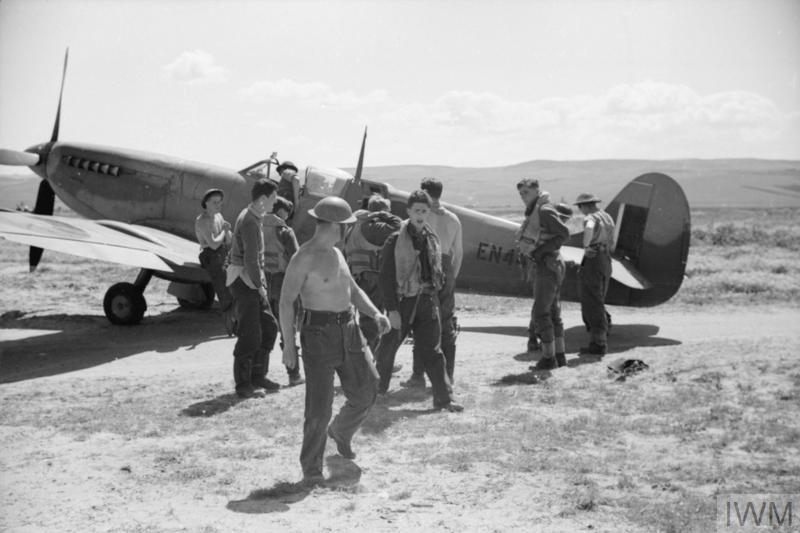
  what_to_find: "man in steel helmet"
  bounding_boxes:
[280,195,391,486]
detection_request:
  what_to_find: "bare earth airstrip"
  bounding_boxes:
[1,233,799,532]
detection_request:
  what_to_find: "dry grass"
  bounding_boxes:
[1,206,799,532]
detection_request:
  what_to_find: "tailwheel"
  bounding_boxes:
[103,282,147,325]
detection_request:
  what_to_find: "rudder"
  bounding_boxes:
[605,173,690,307]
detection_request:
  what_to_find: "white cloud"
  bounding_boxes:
[162,50,228,84]
[374,81,797,162]
[238,79,388,110]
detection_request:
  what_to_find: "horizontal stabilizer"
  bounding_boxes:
[560,246,652,290]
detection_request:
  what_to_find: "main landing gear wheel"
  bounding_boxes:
[103,282,147,325]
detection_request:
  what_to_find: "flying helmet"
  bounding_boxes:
[308,196,357,224]
[573,192,601,205]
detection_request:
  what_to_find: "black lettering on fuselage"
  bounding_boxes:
[477,241,489,261]
[476,242,517,267]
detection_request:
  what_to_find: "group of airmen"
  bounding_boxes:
[194,163,614,485]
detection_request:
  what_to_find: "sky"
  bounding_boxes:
[0,0,798,172]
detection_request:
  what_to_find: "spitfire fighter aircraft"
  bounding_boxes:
[0,52,690,325]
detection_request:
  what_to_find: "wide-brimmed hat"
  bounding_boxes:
[308,196,357,224]
[573,192,601,205]
[276,161,298,175]
[201,188,224,208]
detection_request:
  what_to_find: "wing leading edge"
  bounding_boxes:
[0,210,202,274]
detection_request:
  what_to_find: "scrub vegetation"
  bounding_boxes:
[1,206,799,532]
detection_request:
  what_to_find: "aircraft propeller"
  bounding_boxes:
[28,48,69,271]
[0,149,40,166]
[353,126,367,184]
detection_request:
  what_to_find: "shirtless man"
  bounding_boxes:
[280,196,391,485]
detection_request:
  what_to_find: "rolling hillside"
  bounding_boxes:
[353,159,800,212]
[2,159,798,216]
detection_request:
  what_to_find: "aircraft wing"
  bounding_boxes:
[0,210,201,273]
[560,245,652,290]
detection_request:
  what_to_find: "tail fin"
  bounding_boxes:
[605,173,690,307]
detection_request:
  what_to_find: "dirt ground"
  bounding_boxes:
[2,294,799,532]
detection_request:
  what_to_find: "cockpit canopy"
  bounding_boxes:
[303,166,352,198]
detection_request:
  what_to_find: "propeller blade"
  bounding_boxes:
[29,180,56,271]
[50,48,70,143]
[33,180,56,215]
[354,126,367,183]
[29,246,44,273]
[0,148,40,166]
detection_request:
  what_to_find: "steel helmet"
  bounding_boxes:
[308,196,357,223]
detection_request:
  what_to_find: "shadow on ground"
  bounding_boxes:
[181,393,245,417]
[226,456,362,514]
[0,307,229,383]
[361,385,440,434]
[493,369,553,386]
[460,323,680,360]
[474,323,680,385]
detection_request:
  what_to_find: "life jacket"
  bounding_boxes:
[516,191,556,256]
[585,210,615,251]
[394,219,444,298]
[344,210,383,274]
[262,214,290,274]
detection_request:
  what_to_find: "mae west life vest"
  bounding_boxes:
[516,191,558,256]
[394,219,444,298]
[344,212,383,275]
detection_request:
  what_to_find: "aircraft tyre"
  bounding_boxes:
[104,282,147,325]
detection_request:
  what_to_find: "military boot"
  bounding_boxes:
[252,349,280,391]
[579,341,607,356]
[531,341,557,371]
[555,336,567,367]
[234,358,266,399]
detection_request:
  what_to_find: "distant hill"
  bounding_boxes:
[350,159,800,211]
[2,159,798,215]
[0,175,71,214]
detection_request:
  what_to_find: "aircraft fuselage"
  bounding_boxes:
[36,142,252,240]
